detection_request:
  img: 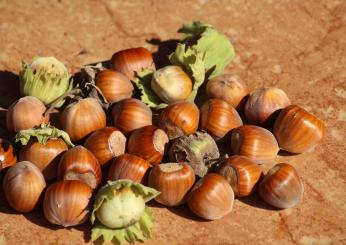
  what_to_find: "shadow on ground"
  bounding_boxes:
[237,192,278,211]
[0,188,92,243]
[0,70,20,109]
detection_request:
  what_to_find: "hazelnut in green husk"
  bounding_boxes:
[14,123,74,180]
[20,57,73,106]
[91,180,160,244]
[151,65,192,104]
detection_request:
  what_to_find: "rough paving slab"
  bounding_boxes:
[0,0,345,244]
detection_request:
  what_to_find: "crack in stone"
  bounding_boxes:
[294,2,345,61]
[279,212,296,243]
[100,0,159,39]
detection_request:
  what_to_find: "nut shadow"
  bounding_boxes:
[84,60,111,69]
[24,210,63,231]
[277,149,300,157]
[0,188,60,230]
[241,108,282,131]
[146,199,165,209]
[237,192,278,211]
[0,70,20,108]
[167,204,209,222]
[146,38,179,69]
[0,190,19,215]
[24,210,92,242]
[194,80,209,108]
[0,188,92,243]
[0,125,11,140]
[217,142,232,158]
[24,207,92,242]
[147,200,208,222]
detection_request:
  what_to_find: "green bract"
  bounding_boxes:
[132,69,168,109]
[170,21,235,79]
[132,21,235,108]
[15,123,74,148]
[20,57,73,106]
[95,187,146,229]
[169,43,205,102]
[91,180,160,244]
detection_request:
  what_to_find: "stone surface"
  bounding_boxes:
[0,0,345,244]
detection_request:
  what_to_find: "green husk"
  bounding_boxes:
[14,123,74,148]
[171,21,235,79]
[168,21,235,102]
[91,208,154,244]
[132,69,168,109]
[169,43,205,101]
[91,180,160,244]
[20,57,73,107]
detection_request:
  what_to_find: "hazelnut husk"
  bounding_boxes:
[169,131,219,178]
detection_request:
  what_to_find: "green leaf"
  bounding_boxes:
[132,69,168,109]
[14,123,74,148]
[193,27,235,78]
[177,21,213,37]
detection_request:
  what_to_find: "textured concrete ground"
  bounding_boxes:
[0,0,345,244]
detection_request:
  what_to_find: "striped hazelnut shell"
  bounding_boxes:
[128,125,169,166]
[217,155,262,197]
[187,173,234,220]
[110,47,155,81]
[57,145,102,189]
[3,161,46,213]
[19,138,68,180]
[6,96,50,133]
[60,98,106,142]
[43,180,92,227]
[108,154,150,183]
[273,105,325,153]
[148,162,195,206]
[96,69,133,103]
[231,125,279,163]
[200,99,243,141]
[112,98,152,135]
[84,127,126,166]
[206,74,248,110]
[258,163,304,209]
[244,87,291,125]
[158,101,199,140]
